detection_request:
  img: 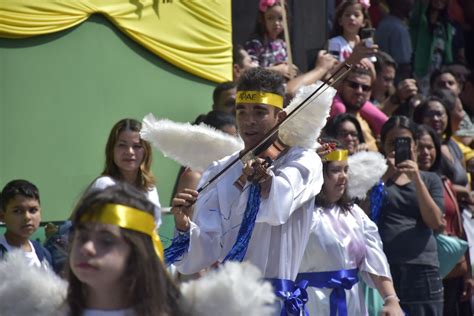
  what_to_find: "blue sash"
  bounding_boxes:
[266,278,309,316]
[295,268,359,316]
[223,183,261,262]
[165,182,261,265]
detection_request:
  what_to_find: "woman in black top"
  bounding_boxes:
[377,116,445,316]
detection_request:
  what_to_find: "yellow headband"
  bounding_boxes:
[323,149,349,161]
[236,90,284,109]
[79,203,164,260]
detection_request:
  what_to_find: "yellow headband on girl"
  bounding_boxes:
[236,90,284,109]
[79,203,164,260]
[323,149,349,161]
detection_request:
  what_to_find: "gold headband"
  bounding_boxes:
[323,149,349,161]
[79,203,164,260]
[236,90,284,109]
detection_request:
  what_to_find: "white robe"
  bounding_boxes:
[174,146,323,281]
[299,204,391,315]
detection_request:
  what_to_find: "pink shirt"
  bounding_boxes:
[330,94,388,136]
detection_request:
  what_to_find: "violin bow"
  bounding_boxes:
[197,63,353,193]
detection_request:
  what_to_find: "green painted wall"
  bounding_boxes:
[0,14,216,243]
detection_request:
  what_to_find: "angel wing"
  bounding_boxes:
[347,151,388,200]
[140,113,244,172]
[181,261,276,316]
[279,82,336,149]
[0,250,67,316]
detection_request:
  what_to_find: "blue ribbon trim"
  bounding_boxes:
[266,278,309,316]
[164,231,190,265]
[295,268,359,316]
[223,183,261,262]
[369,180,385,223]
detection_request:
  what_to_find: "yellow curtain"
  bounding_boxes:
[0,0,232,83]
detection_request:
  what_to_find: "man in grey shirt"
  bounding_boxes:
[375,0,415,83]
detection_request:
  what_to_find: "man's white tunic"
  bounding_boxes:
[174,146,323,280]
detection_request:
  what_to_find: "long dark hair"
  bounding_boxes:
[380,116,418,154]
[415,124,442,173]
[324,113,366,145]
[330,0,371,38]
[102,119,155,191]
[253,1,287,41]
[66,183,186,316]
[315,144,353,213]
[413,95,452,142]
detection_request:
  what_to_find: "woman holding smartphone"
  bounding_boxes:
[375,116,445,315]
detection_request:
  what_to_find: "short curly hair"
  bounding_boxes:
[237,67,285,97]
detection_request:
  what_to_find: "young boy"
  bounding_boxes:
[0,179,52,268]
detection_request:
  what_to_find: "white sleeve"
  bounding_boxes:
[88,176,116,191]
[256,148,323,226]
[173,166,223,274]
[354,204,392,287]
[147,187,162,227]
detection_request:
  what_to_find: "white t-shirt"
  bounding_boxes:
[0,235,42,268]
[328,35,353,62]
[88,176,162,227]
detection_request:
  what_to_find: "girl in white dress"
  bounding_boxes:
[296,148,404,316]
[88,118,161,226]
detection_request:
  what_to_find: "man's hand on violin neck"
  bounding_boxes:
[171,188,198,232]
[244,158,272,183]
[242,158,273,198]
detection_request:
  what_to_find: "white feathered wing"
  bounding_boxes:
[140,113,244,172]
[0,250,67,316]
[181,261,276,316]
[279,82,336,149]
[347,151,388,199]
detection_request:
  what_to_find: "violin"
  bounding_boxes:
[233,136,289,191]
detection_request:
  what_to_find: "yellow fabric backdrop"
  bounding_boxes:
[0,0,232,82]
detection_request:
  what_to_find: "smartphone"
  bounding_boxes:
[395,137,411,165]
[361,28,375,43]
[360,28,377,62]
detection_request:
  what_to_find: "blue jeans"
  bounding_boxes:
[390,264,444,316]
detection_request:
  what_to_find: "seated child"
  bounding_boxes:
[0,179,52,269]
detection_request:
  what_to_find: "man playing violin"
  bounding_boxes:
[168,67,323,314]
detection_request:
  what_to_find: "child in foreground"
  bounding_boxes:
[66,183,183,316]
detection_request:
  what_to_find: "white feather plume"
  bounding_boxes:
[0,250,67,316]
[279,82,336,149]
[347,151,388,199]
[181,261,276,316]
[140,113,244,172]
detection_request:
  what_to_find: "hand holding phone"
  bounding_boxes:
[361,28,375,45]
[395,137,411,165]
[360,28,377,62]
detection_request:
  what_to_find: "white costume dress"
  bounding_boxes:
[298,204,391,315]
[89,176,162,227]
[174,146,323,281]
